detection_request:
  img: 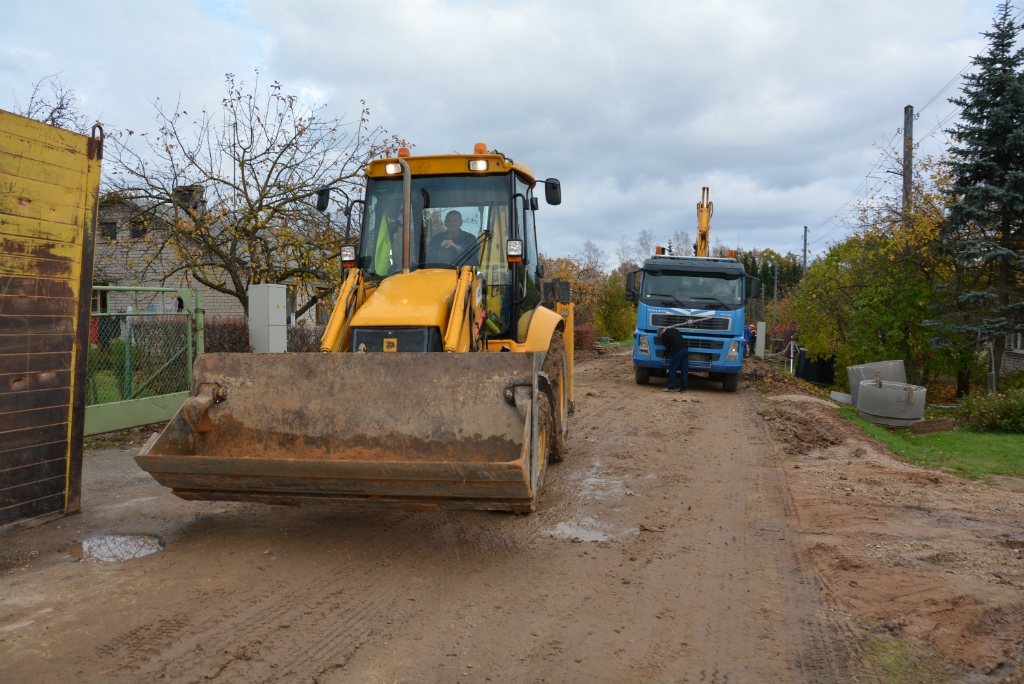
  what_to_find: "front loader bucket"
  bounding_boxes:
[135,352,549,512]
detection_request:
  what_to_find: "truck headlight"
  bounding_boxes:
[340,245,357,268]
[637,335,649,355]
[726,340,740,361]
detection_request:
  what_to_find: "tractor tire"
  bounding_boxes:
[541,330,568,463]
[635,366,651,385]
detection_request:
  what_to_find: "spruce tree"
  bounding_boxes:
[941,2,1024,389]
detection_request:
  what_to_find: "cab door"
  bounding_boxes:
[514,174,540,341]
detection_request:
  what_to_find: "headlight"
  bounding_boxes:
[385,163,402,174]
[340,245,357,267]
[637,335,649,355]
[506,239,523,264]
[726,340,740,361]
[468,160,488,171]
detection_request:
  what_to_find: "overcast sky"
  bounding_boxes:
[1,0,1000,265]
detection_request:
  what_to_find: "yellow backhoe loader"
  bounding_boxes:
[135,144,573,513]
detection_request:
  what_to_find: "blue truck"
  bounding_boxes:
[625,254,761,392]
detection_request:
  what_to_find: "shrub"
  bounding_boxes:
[574,325,597,350]
[595,273,636,340]
[204,317,253,353]
[958,389,1024,433]
[288,324,326,352]
[1003,370,1024,393]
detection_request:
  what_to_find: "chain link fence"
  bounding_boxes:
[87,287,198,407]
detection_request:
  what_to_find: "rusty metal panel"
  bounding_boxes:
[0,110,101,535]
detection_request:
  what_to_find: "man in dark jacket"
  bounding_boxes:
[658,326,689,392]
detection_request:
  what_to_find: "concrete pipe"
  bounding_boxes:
[856,380,926,427]
[847,360,906,407]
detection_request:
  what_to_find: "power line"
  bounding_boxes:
[807,6,1024,250]
[807,129,900,245]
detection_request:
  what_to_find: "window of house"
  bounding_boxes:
[100,222,118,240]
[130,220,148,239]
[91,288,108,313]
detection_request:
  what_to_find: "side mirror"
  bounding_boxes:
[746,276,761,299]
[625,291,634,302]
[536,263,545,278]
[530,196,539,211]
[544,178,561,206]
[625,271,636,292]
[316,186,331,212]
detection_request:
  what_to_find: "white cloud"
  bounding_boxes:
[2,0,993,260]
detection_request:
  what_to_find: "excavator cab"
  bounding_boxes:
[135,146,573,513]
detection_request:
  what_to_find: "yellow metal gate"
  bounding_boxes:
[0,110,102,535]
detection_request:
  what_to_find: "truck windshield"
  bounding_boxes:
[641,270,743,310]
[359,175,511,277]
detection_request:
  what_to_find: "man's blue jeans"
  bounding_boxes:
[667,349,689,391]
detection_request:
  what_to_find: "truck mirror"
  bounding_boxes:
[316,186,331,212]
[544,178,561,205]
[625,290,634,302]
[531,196,539,211]
[625,271,635,292]
[746,276,761,299]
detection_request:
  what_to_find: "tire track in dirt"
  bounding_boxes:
[1,353,853,683]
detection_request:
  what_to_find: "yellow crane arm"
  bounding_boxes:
[695,186,712,257]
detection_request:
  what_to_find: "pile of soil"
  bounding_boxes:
[758,399,849,454]
[751,358,1024,679]
[741,356,823,397]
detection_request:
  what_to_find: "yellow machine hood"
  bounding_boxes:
[351,269,458,329]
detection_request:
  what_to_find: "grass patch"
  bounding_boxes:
[836,406,1024,480]
[855,632,961,683]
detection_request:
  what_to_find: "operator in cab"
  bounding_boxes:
[427,210,478,265]
[658,326,689,393]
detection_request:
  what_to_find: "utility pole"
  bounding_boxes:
[802,225,807,271]
[903,104,914,227]
[772,261,778,331]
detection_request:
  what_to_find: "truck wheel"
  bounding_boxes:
[541,331,568,463]
[723,373,739,392]
[635,366,650,385]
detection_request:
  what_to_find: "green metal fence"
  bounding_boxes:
[84,286,203,436]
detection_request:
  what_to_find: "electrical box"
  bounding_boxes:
[248,284,287,353]
[755,321,766,358]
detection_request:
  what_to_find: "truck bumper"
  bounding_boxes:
[632,331,743,374]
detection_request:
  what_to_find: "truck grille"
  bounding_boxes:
[649,314,731,331]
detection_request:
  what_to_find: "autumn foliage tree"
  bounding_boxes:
[103,70,409,316]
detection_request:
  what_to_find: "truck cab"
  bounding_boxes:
[625,255,760,392]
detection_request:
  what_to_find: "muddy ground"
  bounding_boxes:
[1,352,1023,682]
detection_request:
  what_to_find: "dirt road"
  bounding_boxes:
[1,352,848,683]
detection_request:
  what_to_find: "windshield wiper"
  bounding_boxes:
[647,293,689,307]
[691,296,726,307]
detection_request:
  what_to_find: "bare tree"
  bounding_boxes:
[711,235,730,257]
[581,239,607,274]
[635,229,657,260]
[13,74,91,133]
[616,233,636,265]
[671,230,693,256]
[103,70,408,316]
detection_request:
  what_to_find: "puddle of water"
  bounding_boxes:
[578,459,625,501]
[548,518,610,543]
[67,535,162,562]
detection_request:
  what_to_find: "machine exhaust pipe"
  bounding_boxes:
[399,157,411,274]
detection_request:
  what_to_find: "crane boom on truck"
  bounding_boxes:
[134,144,573,513]
[624,187,760,392]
